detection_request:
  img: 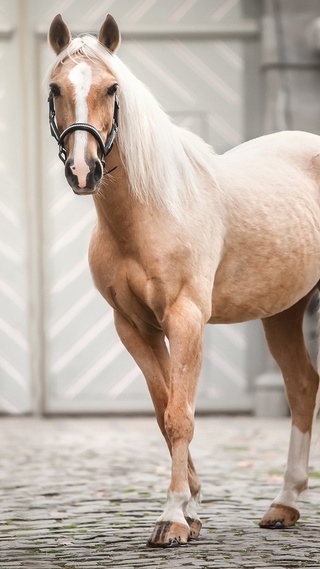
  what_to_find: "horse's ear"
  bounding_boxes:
[48,14,71,55]
[98,14,121,53]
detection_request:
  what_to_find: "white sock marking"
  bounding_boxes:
[274,425,310,509]
[68,62,92,188]
[157,490,191,525]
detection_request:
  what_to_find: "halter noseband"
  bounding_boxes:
[48,91,119,166]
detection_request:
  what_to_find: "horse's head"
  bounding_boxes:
[48,14,120,195]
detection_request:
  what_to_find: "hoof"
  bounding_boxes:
[147,521,190,548]
[185,516,202,539]
[259,504,300,529]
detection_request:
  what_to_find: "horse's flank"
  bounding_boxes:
[210,131,320,322]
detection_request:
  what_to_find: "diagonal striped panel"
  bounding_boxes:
[38,0,253,413]
[118,38,244,151]
[36,0,243,28]
[0,30,30,414]
[41,34,147,410]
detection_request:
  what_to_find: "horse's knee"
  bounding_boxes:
[164,404,194,444]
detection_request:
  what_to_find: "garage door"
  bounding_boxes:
[0,0,261,413]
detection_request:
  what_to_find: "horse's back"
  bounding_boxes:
[221,130,320,192]
[216,130,320,214]
[224,130,320,161]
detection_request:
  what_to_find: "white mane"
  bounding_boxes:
[50,35,218,219]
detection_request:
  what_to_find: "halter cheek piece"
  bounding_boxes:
[48,91,119,167]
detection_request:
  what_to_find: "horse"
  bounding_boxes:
[47,13,320,547]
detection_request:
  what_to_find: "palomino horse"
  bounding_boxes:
[47,14,320,547]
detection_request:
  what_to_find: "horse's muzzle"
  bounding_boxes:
[65,158,103,195]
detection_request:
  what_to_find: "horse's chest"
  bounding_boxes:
[105,282,162,330]
[89,245,163,329]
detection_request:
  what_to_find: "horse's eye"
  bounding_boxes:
[106,84,118,96]
[50,83,61,97]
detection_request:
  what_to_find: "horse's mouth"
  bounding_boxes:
[66,175,101,195]
[72,187,99,196]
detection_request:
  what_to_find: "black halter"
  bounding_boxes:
[48,91,119,166]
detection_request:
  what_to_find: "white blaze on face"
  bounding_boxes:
[68,62,92,188]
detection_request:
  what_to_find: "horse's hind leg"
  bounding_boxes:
[113,310,202,544]
[260,292,319,528]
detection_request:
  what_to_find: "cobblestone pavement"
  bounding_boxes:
[0,416,320,568]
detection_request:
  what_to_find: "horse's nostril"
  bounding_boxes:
[65,159,77,185]
[93,160,103,183]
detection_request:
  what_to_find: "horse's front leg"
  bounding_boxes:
[147,299,204,547]
[114,309,202,546]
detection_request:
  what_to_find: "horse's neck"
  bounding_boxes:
[93,148,150,240]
